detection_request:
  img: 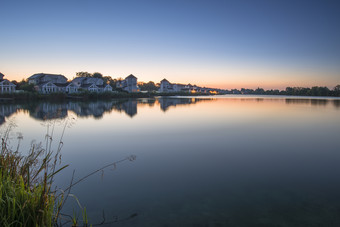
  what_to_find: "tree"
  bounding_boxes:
[333,85,340,96]
[92,72,103,78]
[103,76,117,88]
[254,87,265,94]
[17,79,35,92]
[138,81,158,92]
[285,87,293,95]
[76,72,92,77]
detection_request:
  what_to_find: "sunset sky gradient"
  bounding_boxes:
[1,0,339,89]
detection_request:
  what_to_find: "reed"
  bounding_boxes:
[0,123,67,227]
[0,121,136,226]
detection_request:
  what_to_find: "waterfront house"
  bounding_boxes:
[28,73,69,94]
[80,83,101,92]
[72,77,104,87]
[72,77,112,92]
[0,73,16,93]
[39,82,59,94]
[36,82,78,94]
[65,83,78,93]
[159,79,174,92]
[116,74,140,93]
[159,79,190,93]
[100,84,113,92]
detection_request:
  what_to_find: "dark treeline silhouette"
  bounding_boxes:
[138,81,159,92]
[230,85,340,97]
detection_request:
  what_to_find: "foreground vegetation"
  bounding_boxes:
[0,126,66,226]
[0,122,137,226]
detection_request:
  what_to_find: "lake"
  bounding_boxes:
[1,95,340,226]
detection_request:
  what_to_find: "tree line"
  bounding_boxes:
[229,85,340,97]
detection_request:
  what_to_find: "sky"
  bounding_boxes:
[1,0,339,89]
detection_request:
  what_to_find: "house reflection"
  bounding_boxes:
[0,99,140,122]
[285,98,335,106]
[112,99,138,118]
[1,97,339,124]
[0,98,205,123]
[29,100,139,120]
[30,103,68,120]
[68,101,118,119]
[333,100,340,108]
[157,98,211,112]
[0,104,20,125]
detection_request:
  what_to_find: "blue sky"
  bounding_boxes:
[1,0,339,89]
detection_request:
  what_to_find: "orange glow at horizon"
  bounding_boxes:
[1,62,339,91]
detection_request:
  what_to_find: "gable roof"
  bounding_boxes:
[73,77,103,85]
[28,73,67,81]
[126,74,137,79]
[161,78,170,83]
[97,84,112,88]
[81,83,98,89]
[0,79,15,86]
[72,77,87,83]
[54,82,70,88]
[36,81,51,87]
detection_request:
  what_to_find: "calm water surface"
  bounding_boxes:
[1,95,340,226]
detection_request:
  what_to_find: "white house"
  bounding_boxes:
[39,82,59,94]
[72,77,113,93]
[116,74,139,93]
[159,79,189,93]
[101,84,113,92]
[65,83,78,93]
[53,83,79,94]
[0,73,16,93]
[28,73,69,93]
[80,83,101,92]
[72,77,104,87]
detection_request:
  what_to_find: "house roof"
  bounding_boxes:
[126,74,137,79]
[0,79,15,86]
[54,82,70,87]
[72,77,87,83]
[73,77,103,85]
[81,83,97,88]
[0,72,4,79]
[161,78,170,83]
[28,73,67,81]
[97,84,112,88]
[36,81,52,87]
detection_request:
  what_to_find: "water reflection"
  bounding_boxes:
[158,97,212,111]
[285,98,340,108]
[1,95,340,226]
[0,97,339,125]
[0,104,20,125]
[114,99,138,117]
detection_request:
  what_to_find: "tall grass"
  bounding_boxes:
[0,122,68,227]
[0,121,137,226]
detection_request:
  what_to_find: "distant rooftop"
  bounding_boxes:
[126,74,137,79]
